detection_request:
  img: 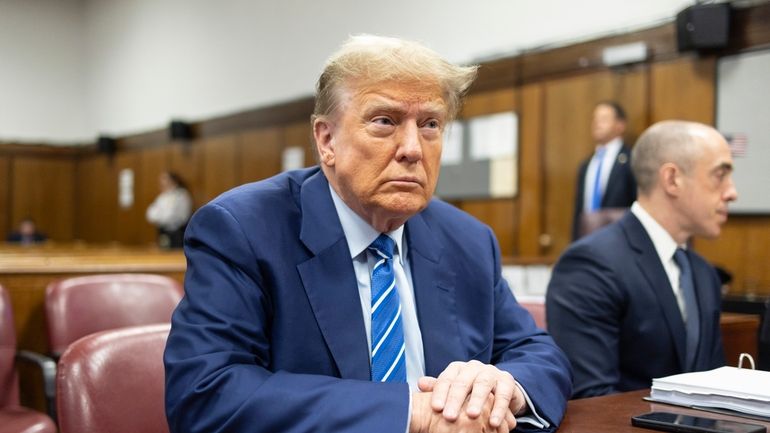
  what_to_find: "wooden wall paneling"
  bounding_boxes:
[113,151,143,244]
[650,56,716,124]
[460,88,517,117]
[168,141,203,210]
[613,66,650,145]
[239,126,283,185]
[10,156,75,241]
[542,71,616,257]
[136,147,171,245]
[283,121,316,167]
[74,154,117,243]
[517,84,545,257]
[454,89,518,255]
[693,216,770,296]
[200,135,239,204]
[0,156,9,235]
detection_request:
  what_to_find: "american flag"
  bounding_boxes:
[724,133,748,157]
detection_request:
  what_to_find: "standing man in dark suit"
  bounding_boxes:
[165,35,571,433]
[547,120,737,398]
[572,101,637,239]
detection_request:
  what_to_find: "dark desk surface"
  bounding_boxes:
[558,389,770,432]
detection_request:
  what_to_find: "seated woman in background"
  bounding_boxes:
[6,217,47,245]
[146,171,192,249]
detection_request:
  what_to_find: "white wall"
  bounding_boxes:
[0,0,87,144]
[3,0,694,143]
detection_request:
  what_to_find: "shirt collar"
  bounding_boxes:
[595,136,623,153]
[631,201,685,264]
[328,184,406,263]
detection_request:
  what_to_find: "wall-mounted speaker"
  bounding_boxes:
[169,120,194,140]
[97,136,117,155]
[676,3,731,52]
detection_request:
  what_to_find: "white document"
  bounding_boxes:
[650,367,770,417]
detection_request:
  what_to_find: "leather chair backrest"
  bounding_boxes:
[0,284,20,407]
[577,207,628,239]
[45,274,183,356]
[519,300,547,330]
[56,324,171,433]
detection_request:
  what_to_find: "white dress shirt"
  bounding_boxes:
[146,187,192,231]
[584,137,623,212]
[631,202,690,320]
[329,186,426,390]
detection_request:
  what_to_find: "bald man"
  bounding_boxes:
[546,120,737,398]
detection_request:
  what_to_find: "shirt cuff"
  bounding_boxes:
[514,381,550,430]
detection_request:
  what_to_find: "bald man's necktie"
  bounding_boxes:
[674,248,700,370]
[590,147,607,211]
[368,234,406,382]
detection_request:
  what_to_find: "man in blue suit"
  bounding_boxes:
[164,35,571,433]
[572,102,637,240]
[547,120,737,398]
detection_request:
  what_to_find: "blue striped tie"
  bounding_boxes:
[368,234,406,383]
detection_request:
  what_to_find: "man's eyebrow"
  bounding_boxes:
[711,162,733,173]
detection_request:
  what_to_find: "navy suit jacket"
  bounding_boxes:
[572,145,637,239]
[547,212,725,399]
[164,167,572,433]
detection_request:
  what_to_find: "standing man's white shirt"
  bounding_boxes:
[584,137,623,212]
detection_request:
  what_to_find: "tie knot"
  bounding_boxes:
[673,248,689,268]
[595,146,607,158]
[369,234,395,259]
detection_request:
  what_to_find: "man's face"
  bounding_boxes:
[591,104,625,144]
[314,80,447,232]
[677,131,738,239]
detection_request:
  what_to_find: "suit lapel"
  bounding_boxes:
[602,146,630,206]
[621,213,687,369]
[296,171,370,381]
[405,212,464,377]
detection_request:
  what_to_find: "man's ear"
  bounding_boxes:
[313,117,335,167]
[660,162,681,196]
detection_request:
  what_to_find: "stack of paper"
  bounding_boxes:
[650,367,770,418]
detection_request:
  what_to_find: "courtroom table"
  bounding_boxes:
[558,389,770,432]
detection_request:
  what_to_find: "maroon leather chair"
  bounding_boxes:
[56,324,171,433]
[0,284,57,433]
[45,273,183,357]
[519,300,547,330]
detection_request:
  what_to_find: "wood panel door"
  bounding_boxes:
[11,156,76,241]
[114,151,144,244]
[75,154,118,243]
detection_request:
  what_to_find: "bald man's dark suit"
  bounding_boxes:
[547,212,724,398]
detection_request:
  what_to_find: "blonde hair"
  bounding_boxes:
[313,34,478,122]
